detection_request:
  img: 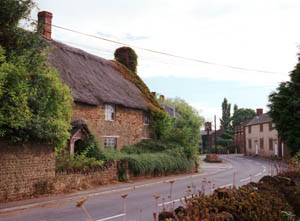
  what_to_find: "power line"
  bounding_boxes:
[32,18,285,74]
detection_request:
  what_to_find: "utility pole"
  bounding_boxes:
[205,122,212,153]
[214,115,217,153]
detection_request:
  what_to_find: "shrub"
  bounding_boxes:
[124,153,194,176]
[56,148,104,172]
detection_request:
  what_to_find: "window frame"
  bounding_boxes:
[260,138,264,149]
[260,124,263,132]
[143,112,150,125]
[105,104,116,121]
[269,122,273,131]
[269,138,273,150]
[104,137,117,148]
[248,139,252,149]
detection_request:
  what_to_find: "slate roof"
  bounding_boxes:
[46,39,148,110]
[160,103,178,117]
[246,113,272,126]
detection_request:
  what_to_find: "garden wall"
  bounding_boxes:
[0,141,55,202]
[53,161,118,192]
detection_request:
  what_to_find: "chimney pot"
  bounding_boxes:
[38,11,53,39]
[256,108,263,116]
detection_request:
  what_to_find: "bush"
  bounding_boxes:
[124,153,194,176]
[56,148,104,172]
[177,185,293,220]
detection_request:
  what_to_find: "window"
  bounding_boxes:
[260,124,263,132]
[269,122,273,131]
[104,137,117,148]
[248,125,252,134]
[143,112,149,125]
[248,139,252,149]
[260,138,264,149]
[269,138,273,150]
[105,104,115,121]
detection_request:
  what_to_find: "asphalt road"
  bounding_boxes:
[0,155,278,221]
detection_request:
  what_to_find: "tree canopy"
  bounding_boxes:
[268,52,300,156]
[0,0,73,146]
[220,98,232,132]
[163,97,204,148]
[232,108,256,127]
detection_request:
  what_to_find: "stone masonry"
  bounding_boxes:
[0,141,55,202]
[72,103,151,149]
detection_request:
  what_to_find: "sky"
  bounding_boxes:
[29,0,300,128]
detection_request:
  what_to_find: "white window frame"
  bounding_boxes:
[143,112,150,125]
[105,104,115,121]
[104,137,117,148]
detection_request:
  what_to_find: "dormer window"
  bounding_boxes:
[143,112,150,125]
[105,104,115,121]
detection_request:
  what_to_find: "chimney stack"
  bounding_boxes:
[256,108,263,116]
[160,95,165,102]
[152,92,156,98]
[38,11,53,39]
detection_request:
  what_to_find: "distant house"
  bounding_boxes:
[245,109,288,158]
[38,11,154,152]
[233,118,251,154]
[200,129,223,153]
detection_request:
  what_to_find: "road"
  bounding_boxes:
[0,155,277,221]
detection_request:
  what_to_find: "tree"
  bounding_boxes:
[268,52,300,156]
[232,108,256,128]
[217,131,234,152]
[0,0,73,146]
[233,104,238,114]
[220,98,232,132]
[163,97,205,148]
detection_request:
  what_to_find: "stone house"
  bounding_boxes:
[38,11,153,152]
[245,109,288,157]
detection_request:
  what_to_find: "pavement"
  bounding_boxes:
[0,155,232,214]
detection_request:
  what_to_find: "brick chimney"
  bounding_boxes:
[256,108,263,116]
[160,95,165,102]
[152,92,156,98]
[38,11,53,39]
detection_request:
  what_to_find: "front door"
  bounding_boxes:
[274,142,278,156]
[255,143,258,155]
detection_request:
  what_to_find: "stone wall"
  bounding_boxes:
[73,103,151,149]
[53,161,118,192]
[0,141,55,202]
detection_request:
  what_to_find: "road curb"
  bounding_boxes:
[0,160,232,214]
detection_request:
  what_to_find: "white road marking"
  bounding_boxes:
[158,196,192,207]
[240,177,251,182]
[219,183,232,188]
[96,213,126,221]
[254,172,262,177]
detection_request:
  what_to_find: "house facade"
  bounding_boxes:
[233,118,251,154]
[245,109,288,157]
[38,11,152,151]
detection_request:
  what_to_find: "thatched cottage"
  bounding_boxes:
[38,11,153,152]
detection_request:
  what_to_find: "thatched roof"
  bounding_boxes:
[70,119,90,136]
[46,39,148,110]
